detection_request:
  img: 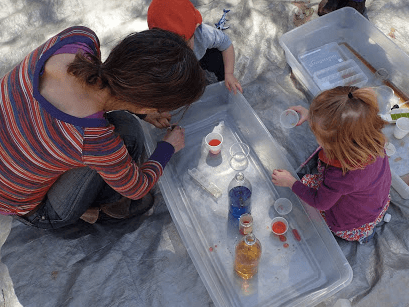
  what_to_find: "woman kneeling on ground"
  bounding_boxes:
[0,26,205,229]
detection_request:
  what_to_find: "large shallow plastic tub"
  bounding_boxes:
[141,82,352,307]
[279,7,409,98]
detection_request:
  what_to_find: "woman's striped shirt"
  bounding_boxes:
[0,26,172,215]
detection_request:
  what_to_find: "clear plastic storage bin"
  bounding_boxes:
[279,7,409,97]
[141,82,353,307]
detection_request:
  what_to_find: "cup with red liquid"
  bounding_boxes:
[271,217,288,235]
[205,132,223,155]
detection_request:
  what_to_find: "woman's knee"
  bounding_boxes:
[105,111,145,159]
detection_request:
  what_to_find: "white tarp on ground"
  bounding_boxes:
[1,1,409,306]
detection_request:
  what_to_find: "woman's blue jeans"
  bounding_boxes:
[15,111,145,229]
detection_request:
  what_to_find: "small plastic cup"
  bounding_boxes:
[375,68,389,81]
[384,142,396,157]
[271,217,289,235]
[394,117,409,139]
[205,132,223,154]
[371,86,398,115]
[229,142,250,171]
[280,109,299,128]
[274,198,293,215]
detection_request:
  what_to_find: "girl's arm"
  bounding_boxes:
[291,179,343,210]
[272,168,347,211]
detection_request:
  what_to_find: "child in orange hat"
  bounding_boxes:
[148,0,243,94]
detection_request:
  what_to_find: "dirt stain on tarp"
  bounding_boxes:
[51,271,59,280]
[388,27,396,39]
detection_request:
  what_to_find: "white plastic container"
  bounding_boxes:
[394,117,409,139]
[391,170,409,199]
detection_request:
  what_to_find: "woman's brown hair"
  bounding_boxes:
[309,86,388,174]
[67,28,205,111]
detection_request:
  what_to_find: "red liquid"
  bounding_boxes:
[239,220,252,235]
[292,229,301,241]
[279,235,286,242]
[208,139,221,146]
[272,221,287,234]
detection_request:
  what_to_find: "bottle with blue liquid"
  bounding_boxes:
[228,172,252,219]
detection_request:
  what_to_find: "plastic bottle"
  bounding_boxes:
[228,172,252,219]
[391,170,409,199]
[234,233,262,279]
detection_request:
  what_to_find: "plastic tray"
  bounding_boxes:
[313,59,368,91]
[298,42,348,76]
[141,82,353,307]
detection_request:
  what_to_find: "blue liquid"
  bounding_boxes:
[229,186,251,219]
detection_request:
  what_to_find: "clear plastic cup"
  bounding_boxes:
[371,86,399,115]
[384,142,396,157]
[273,198,293,215]
[280,109,299,128]
[394,117,409,139]
[271,217,289,235]
[374,68,389,81]
[205,132,223,154]
[229,142,250,171]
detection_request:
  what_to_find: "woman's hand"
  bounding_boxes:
[271,169,297,188]
[225,73,243,95]
[162,126,185,153]
[144,112,172,129]
[289,105,309,126]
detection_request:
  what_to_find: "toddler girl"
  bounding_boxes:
[272,86,391,243]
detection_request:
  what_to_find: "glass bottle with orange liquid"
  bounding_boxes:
[234,233,262,279]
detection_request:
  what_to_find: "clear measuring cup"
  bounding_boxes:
[229,142,250,171]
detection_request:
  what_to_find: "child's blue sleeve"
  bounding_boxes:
[194,23,232,56]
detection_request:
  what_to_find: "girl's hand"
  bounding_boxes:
[162,126,185,153]
[271,169,297,188]
[289,105,309,126]
[224,74,243,95]
[144,112,172,129]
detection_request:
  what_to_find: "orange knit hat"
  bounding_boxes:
[147,0,203,40]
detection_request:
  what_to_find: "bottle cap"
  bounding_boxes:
[235,172,244,181]
[244,233,256,245]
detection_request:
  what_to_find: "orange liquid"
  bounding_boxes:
[208,139,221,146]
[234,240,262,279]
[272,221,287,234]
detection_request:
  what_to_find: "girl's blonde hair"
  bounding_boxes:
[309,86,387,174]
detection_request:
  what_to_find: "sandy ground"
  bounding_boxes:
[1,1,409,306]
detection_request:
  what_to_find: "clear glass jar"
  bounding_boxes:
[234,233,262,279]
[239,213,253,235]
